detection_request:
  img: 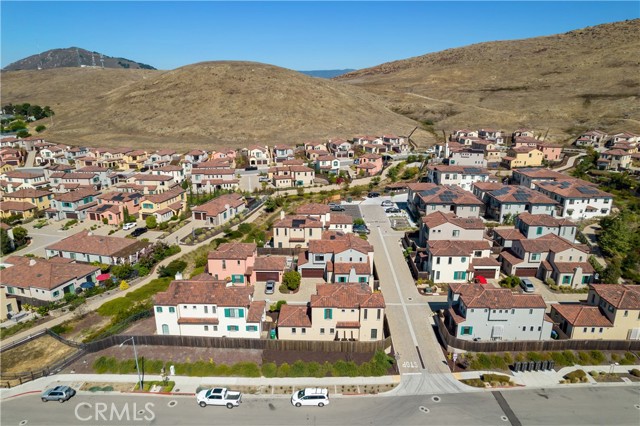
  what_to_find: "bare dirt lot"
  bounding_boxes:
[1,335,78,375]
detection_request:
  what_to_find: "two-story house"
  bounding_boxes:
[191,169,239,193]
[268,165,315,188]
[0,256,99,305]
[272,145,295,163]
[46,188,101,221]
[191,193,246,227]
[574,130,607,147]
[243,145,270,167]
[184,149,208,164]
[2,188,54,211]
[534,179,613,220]
[550,284,640,340]
[424,165,491,192]
[418,211,485,247]
[502,147,543,169]
[315,155,341,174]
[511,167,572,189]
[514,213,577,242]
[153,277,265,338]
[298,231,374,286]
[327,138,354,158]
[1,170,47,192]
[272,214,324,248]
[151,165,185,183]
[277,283,385,341]
[597,149,632,171]
[445,283,552,341]
[294,203,353,233]
[46,231,150,265]
[535,142,563,162]
[408,184,484,218]
[207,242,257,285]
[484,185,558,222]
[416,239,498,283]
[139,187,186,222]
[447,149,487,167]
[355,154,383,177]
[87,191,144,225]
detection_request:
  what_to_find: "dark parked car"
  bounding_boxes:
[353,225,370,235]
[41,386,76,403]
[245,166,258,171]
[367,192,380,198]
[385,207,401,214]
[330,204,345,212]
[130,227,148,237]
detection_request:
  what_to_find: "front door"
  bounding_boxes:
[162,324,169,335]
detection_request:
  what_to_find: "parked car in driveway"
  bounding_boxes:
[123,222,136,231]
[196,387,242,409]
[329,204,345,211]
[258,176,270,183]
[265,280,275,294]
[41,386,76,403]
[130,227,148,237]
[381,200,394,207]
[385,207,402,214]
[520,278,535,293]
[367,192,380,198]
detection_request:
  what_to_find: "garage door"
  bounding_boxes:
[515,268,538,277]
[301,268,324,278]
[256,271,279,282]
[65,212,78,219]
[474,269,497,279]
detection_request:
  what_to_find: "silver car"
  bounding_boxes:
[41,386,76,403]
[520,278,535,293]
[265,280,275,294]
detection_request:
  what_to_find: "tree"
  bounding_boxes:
[601,258,622,284]
[145,215,157,229]
[0,228,13,255]
[16,130,30,138]
[598,212,632,259]
[119,280,130,291]
[353,218,366,226]
[12,226,28,247]
[35,125,46,133]
[264,197,278,212]
[158,260,187,278]
[499,276,521,289]
[502,213,516,226]
[282,270,301,291]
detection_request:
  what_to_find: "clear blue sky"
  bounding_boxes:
[2,1,638,70]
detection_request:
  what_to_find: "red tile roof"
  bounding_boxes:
[0,256,99,290]
[590,284,640,310]
[332,262,371,275]
[208,242,256,260]
[421,211,485,230]
[278,304,311,327]
[253,256,287,271]
[308,232,373,255]
[516,212,575,227]
[247,300,266,322]
[191,193,244,217]
[154,279,253,307]
[46,230,150,257]
[551,304,613,327]
[450,283,546,309]
[428,240,489,256]
[0,200,37,212]
[296,203,330,215]
[311,283,384,309]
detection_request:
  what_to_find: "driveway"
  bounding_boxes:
[253,277,319,305]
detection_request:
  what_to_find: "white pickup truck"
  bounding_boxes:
[196,387,242,409]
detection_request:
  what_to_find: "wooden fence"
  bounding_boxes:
[434,316,640,353]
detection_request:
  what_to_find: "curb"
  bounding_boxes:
[1,390,41,400]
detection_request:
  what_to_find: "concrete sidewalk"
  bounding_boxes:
[0,373,401,400]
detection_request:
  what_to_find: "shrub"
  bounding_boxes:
[282,270,301,291]
[629,368,640,377]
[499,276,521,289]
[289,360,309,377]
[307,361,325,378]
[545,278,556,287]
[620,352,637,365]
[482,373,511,383]
[119,280,130,291]
[190,266,205,278]
[230,362,260,377]
[578,351,592,365]
[503,352,513,365]
[50,323,71,335]
[278,283,289,294]
[461,378,486,388]
[589,370,600,377]
[562,350,578,366]
[276,362,290,377]
[563,369,586,381]
[158,260,187,278]
[261,362,277,378]
[146,216,157,229]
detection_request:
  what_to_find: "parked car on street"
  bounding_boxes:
[353,225,370,235]
[520,278,535,293]
[123,222,137,231]
[329,204,345,211]
[130,227,148,237]
[245,166,258,171]
[385,207,402,214]
[291,388,330,407]
[265,280,275,294]
[367,192,380,198]
[41,386,76,403]
[196,387,242,409]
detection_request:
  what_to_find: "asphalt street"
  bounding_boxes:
[2,386,638,426]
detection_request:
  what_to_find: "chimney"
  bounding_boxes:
[175,271,183,281]
[87,231,93,237]
[29,259,37,266]
[280,211,285,220]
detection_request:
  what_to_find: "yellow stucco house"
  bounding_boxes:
[503,147,543,169]
[2,188,54,210]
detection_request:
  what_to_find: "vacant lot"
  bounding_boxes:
[1,335,78,375]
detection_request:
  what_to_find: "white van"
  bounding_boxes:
[123,222,137,231]
[291,388,329,407]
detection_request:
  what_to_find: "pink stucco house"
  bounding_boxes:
[355,154,383,176]
[536,142,563,162]
[207,242,257,285]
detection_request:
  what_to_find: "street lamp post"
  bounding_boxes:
[120,336,142,391]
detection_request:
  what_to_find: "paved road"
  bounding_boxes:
[2,386,637,426]
[553,153,586,172]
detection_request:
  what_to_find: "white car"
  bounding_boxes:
[196,388,242,409]
[291,388,330,407]
[122,222,136,231]
[258,176,270,183]
[381,200,394,207]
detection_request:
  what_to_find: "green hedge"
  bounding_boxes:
[564,369,587,381]
[92,350,395,378]
[481,373,511,383]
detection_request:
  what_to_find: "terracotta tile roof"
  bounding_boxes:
[296,203,330,215]
[76,166,109,173]
[2,188,52,199]
[519,233,584,254]
[513,168,569,180]
[356,163,376,169]
[332,262,371,275]
[254,256,287,271]
[427,240,489,256]
[192,168,236,176]
[450,283,546,309]
[274,215,324,229]
[208,242,257,260]
[177,317,219,325]
[516,212,575,227]
[421,211,485,230]
[308,231,373,255]
[602,149,630,156]
[499,249,523,265]
[282,159,305,166]
[426,165,490,175]
[590,284,640,310]
[51,172,98,180]
[359,153,382,160]
[132,173,173,182]
[493,228,526,241]
[143,187,185,204]
[551,304,613,327]
[336,321,360,328]
[154,279,253,306]
[46,230,150,257]
[415,185,484,206]
[471,257,501,267]
[0,256,99,290]
[311,283,385,309]
[473,182,504,191]
[193,159,232,169]
[553,262,595,274]
[328,213,353,225]
[54,188,101,202]
[247,300,266,322]
[156,165,183,172]
[0,200,37,212]
[535,180,613,199]
[278,304,311,327]
[487,185,557,204]
[192,193,244,217]
[447,307,467,324]
[3,170,43,179]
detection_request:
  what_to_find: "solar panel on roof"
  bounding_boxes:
[514,193,530,202]
[560,182,571,188]
[577,186,599,195]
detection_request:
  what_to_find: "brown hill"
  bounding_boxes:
[1,62,428,149]
[3,47,156,71]
[336,19,640,143]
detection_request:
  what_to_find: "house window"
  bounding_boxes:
[301,328,306,334]
[461,257,466,263]
[169,307,175,313]
[212,306,216,314]
[562,276,571,285]
[222,260,226,269]
[529,309,533,314]
[314,254,324,262]
[324,309,332,319]
[624,310,629,317]
[536,227,543,235]
[377,309,381,320]
[474,251,482,257]
[530,326,534,331]
[538,326,542,331]
[246,325,258,332]
[453,271,466,280]
[320,328,325,334]
[156,307,163,313]
[531,253,540,261]
[224,308,244,318]
[371,329,378,339]
[358,277,367,283]
[52,290,59,297]
[583,327,587,332]
[452,230,460,237]
[338,276,347,283]
[227,325,239,332]
[292,328,297,334]
[142,203,153,209]
[460,326,473,335]
[448,257,452,265]
[436,257,440,265]
[522,326,526,331]
[204,306,208,314]
[364,309,368,320]
[204,326,209,331]
[591,328,595,333]
[213,325,218,331]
